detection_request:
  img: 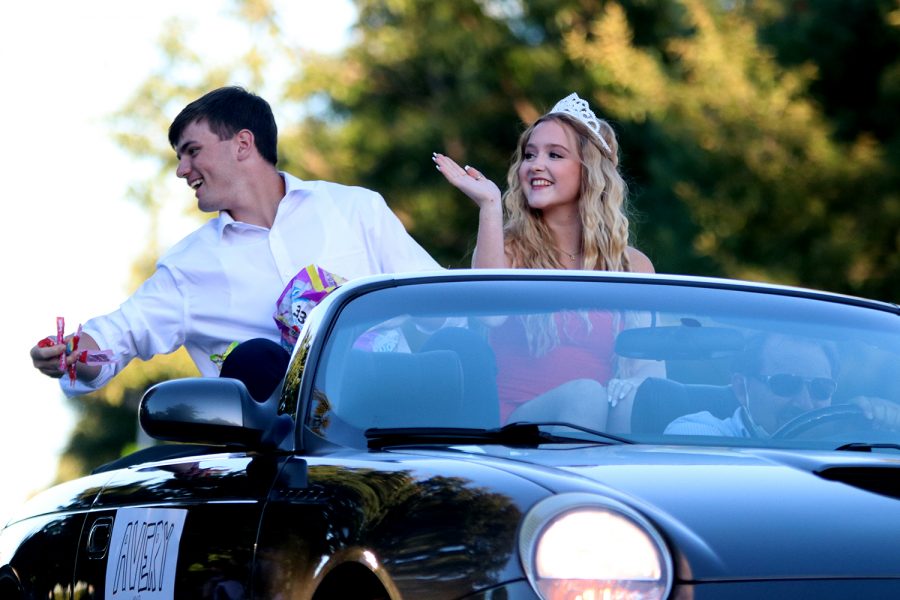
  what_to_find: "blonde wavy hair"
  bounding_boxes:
[502,113,632,272]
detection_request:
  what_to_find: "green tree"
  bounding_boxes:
[282,0,600,266]
[567,0,899,297]
[286,0,899,297]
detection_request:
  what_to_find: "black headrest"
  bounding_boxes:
[631,377,737,434]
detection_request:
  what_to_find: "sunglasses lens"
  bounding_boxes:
[767,374,803,397]
[764,374,836,400]
[809,378,837,401]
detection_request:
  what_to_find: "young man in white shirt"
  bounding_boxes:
[31,86,440,398]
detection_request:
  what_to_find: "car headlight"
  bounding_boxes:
[519,493,673,600]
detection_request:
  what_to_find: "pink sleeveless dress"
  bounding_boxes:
[489,311,617,421]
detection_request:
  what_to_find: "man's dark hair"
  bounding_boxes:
[168,86,278,165]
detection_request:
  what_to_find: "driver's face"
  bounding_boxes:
[745,338,834,435]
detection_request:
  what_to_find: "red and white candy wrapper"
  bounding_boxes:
[39,318,118,386]
[274,265,346,351]
[76,349,117,365]
[66,324,82,384]
[56,317,66,372]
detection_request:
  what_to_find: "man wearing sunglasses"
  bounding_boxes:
[665,333,900,437]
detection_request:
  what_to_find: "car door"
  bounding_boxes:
[0,472,112,598]
[72,451,283,599]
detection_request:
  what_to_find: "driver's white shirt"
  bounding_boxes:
[664,407,750,437]
[63,172,440,397]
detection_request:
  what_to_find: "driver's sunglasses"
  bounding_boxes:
[754,373,837,402]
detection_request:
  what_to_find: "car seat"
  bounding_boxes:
[337,336,500,432]
[631,377,738,434]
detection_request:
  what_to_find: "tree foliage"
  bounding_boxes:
[58,0,900,478]
[282,0,899,295]
[566,0,899,295]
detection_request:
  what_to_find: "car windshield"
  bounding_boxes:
[306,278,900,452]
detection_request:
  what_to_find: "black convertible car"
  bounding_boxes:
[2,270,900,599]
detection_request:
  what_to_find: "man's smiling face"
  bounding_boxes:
[175,119,240,213]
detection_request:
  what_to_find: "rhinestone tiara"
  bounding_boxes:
[548,92,611,153]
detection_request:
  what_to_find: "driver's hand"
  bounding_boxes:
[851,396,900,431]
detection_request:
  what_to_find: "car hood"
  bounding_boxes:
[444,443,900,582]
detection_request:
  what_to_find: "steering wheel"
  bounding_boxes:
[771,403,871,439]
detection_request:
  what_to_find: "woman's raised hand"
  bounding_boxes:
[433,152,502,211]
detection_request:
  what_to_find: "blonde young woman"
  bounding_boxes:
[433,93,660,432]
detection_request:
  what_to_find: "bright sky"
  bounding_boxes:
[0,0,354,526]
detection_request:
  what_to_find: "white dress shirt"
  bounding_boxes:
[664,407,750,437]
[65,173,440,396]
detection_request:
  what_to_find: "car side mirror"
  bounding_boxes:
[139,377,292,449]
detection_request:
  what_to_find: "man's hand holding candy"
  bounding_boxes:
[32,335,68,379]
[30,318,115,384]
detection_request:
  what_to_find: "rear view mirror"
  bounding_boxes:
[615,325,745,360]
